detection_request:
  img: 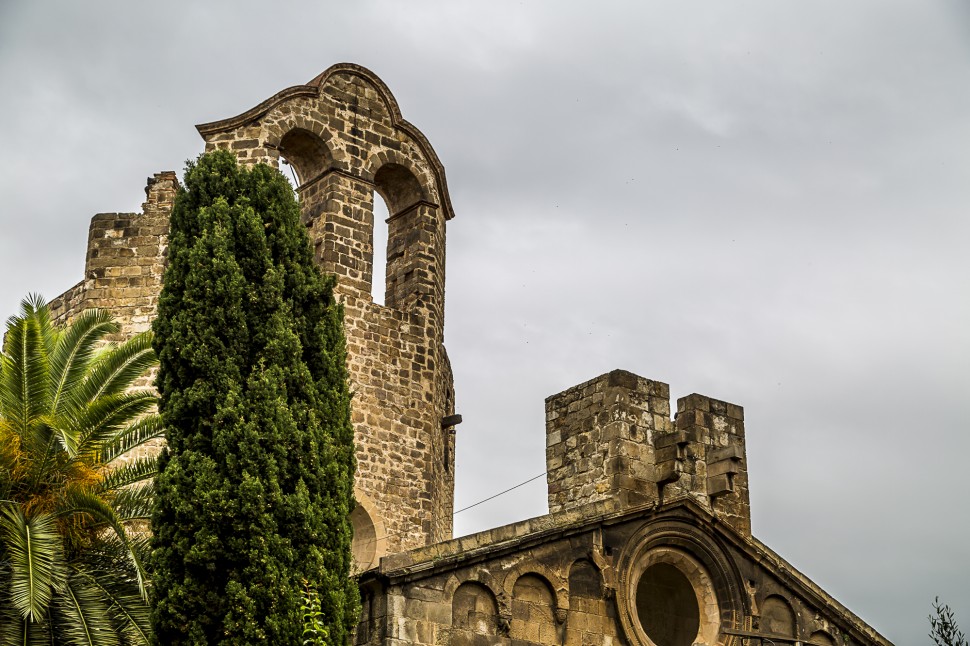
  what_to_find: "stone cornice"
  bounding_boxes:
[387,199,440,223]
[297,167,374,194]
[195,85,320,137]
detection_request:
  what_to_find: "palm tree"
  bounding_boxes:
[0,295,160,645]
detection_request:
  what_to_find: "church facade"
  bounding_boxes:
[49,64,893,646]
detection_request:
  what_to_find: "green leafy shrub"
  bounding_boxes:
[149,151,358,644]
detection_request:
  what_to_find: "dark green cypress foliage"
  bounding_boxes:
[149,150,359,645]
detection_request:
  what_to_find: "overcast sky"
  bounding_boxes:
[1,1,968,643]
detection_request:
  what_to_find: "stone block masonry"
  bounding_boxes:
[546,370,674,514]
[49,64,459,565]
[545,369,752,536]
[49,171,175,338]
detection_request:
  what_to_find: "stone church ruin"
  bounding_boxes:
[48,63,893,646]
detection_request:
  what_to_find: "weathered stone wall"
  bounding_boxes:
[50,64,458,559]
[357,501,892,646]
[545,370,673,514]
[674,394,751,536]
[49,171,174,337]
[48,172,175,470]
[195,64,457,553]
[545,369,752,537]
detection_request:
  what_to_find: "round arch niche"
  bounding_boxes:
[350,493,386,573]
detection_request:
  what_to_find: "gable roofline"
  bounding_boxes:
[365,497,892,646]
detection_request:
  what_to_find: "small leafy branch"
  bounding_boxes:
[302,579,329,646]
[930,597,967,646]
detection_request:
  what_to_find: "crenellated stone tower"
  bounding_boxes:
[50,64,458,568]
[545,369,751,535]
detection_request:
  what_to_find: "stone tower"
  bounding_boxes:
[545,369,751,535]
[196,64,458,565]
[51,64,458,568]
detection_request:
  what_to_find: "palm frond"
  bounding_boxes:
[17,419,68,499]
[0,300,52,441]
[72,568,151,646]
[37,413,81,461]
[24,295,56,360]
[109,483,155,524]
[72,393,158,460]
[0,600,54,645]
[1,300,158,643]
[0,428,25,499]
[97,458,158,494]
[57,489,149,601]
[0,505,66,622]
[56,574,121,646]
[78,332,155,404]
[97,416,164,464]
[48,309,118,417]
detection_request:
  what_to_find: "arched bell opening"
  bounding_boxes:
[373,163,426,214]
[371,192,390,305]
[277,158,300,194]
[277,128,332,187]
[372,162,434,310]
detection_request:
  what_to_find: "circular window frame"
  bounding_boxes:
[618,546,721,646]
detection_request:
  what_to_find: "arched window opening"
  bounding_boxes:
[371,192,390,305]
[277,128,331,188]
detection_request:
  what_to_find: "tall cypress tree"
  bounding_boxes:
[149,150,358,644]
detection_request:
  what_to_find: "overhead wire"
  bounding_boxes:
[359,471,547,548]
[453,472,546,516]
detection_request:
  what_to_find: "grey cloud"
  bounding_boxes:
[1,2,967,643]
